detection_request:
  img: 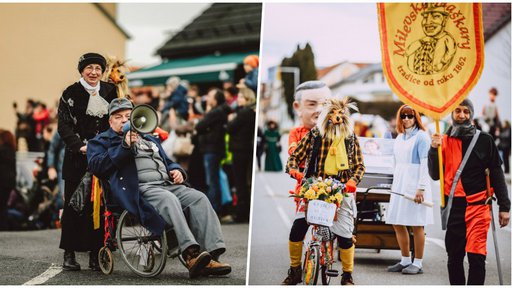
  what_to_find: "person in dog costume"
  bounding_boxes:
[285,96,365,285]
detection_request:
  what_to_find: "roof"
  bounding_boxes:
[317,62,370,79]
[317,63,341,79]
[93,3,130,39]
[157,3,262,59]
[127,51,256,86]
[483,3,511,41]
[330,63,383,89]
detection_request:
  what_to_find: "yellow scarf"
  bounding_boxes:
[324,136,349,175]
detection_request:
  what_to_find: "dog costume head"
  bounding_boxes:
[102,56,130,99]
[317,97,358,140]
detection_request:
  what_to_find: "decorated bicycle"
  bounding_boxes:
[292,177,347,285]
[286,96,365,285]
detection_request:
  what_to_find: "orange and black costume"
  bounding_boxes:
[288,125,310,213]
[428,127,510,285]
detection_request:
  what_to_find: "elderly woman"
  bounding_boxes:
[385,105,433,275]
[58,53,117,271]
[226,87,256,223]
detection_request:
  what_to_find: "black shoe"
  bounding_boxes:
[341,272,354,285]
[281,266,302,285]
[89,251,100,271]
[63,251,81,271]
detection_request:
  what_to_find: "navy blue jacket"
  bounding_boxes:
[244,68,258,94]
[86,128,186,235]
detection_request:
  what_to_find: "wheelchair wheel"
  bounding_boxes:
[116,210,168,277]
[302,246,320,285]
[99,247,114,275]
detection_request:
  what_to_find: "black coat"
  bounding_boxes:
[57,80,116,252]
[0,145,15,191]
[226,105,256,153]
[195,104,230,156]
[57,81,117,181]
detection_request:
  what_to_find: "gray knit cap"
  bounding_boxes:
[458,98,474,120]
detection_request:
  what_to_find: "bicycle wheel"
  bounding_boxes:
[302,246,320,285]
[116,210,168,277]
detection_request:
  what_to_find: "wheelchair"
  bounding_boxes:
[97,184,184,277]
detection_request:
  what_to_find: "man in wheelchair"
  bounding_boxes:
[86,98,231,278]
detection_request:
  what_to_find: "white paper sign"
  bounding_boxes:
[306,200,337,227]
[358,137,395,174]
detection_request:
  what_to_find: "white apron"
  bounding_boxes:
[385,130,434,226]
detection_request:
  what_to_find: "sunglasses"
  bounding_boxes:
[400,114,415,120]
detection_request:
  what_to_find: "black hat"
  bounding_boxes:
[78,53,106,73]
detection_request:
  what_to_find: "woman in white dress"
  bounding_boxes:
[385,105,434,274]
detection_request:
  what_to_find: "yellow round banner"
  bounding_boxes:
[378,3,484,119]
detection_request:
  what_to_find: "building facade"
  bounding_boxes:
[0,3,128,131]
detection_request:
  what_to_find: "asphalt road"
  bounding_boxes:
[248,167,511,285]
[0,223,248,285]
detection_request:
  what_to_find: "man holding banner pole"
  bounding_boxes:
[377,2,510,284]
[428,99,510,285]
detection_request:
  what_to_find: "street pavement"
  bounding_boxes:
[0,223,248,285]
[248,135,511,285]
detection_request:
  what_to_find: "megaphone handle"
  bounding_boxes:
[123,129,138,148]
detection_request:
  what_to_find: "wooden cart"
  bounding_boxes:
[354,183,414,254]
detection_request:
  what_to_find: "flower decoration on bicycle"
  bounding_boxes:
[291,177,346,227]
[293,177,346,205]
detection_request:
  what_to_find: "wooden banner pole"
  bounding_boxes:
[436,120,445,208]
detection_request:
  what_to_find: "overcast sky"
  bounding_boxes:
[118,3,210,67]
[117,3,382,75]
[261,3,381,81]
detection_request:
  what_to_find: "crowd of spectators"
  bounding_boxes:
[1,55,259,230]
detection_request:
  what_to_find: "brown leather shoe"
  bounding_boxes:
[201,259,232,276]
[185,251,212,278]
[281,266,302,285]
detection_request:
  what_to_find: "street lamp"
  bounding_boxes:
[278,66,300,91]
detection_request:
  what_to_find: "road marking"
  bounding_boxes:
[262,174,292,229]
[264,182,275,197]
[23,263,62,285]
[426,237,445,250]
[277,205,292,229]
